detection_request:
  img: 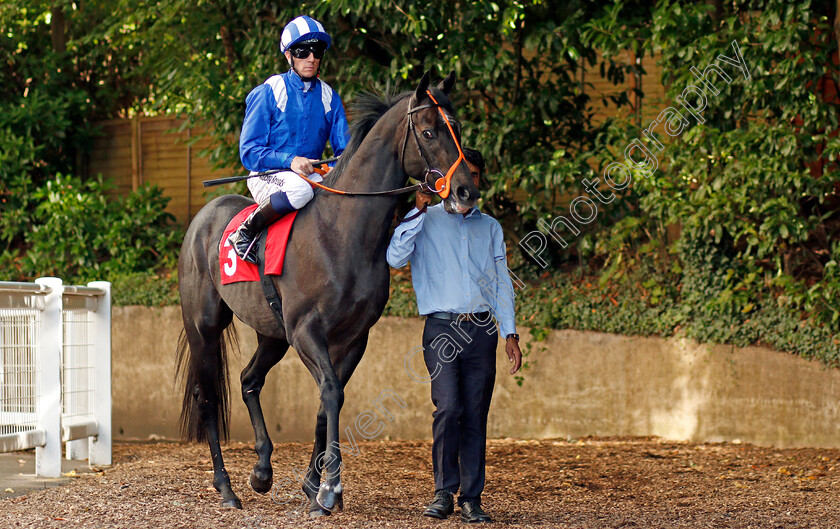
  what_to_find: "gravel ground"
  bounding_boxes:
[1,437,840,528]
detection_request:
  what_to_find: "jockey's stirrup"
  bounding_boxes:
[228,193,295,264]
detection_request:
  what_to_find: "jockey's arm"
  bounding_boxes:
[239,85,297,172]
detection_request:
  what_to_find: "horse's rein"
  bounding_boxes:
[299,173,429,197]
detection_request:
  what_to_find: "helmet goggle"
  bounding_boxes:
[289,41,326,60]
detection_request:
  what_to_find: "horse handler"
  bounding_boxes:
[386,148,523,523]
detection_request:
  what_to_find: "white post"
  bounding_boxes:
[35,277,62,478]
[87,281,111,466]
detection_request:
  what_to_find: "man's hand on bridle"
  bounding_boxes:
[415,189,435,211]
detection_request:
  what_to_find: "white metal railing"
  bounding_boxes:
[0,278,111,477]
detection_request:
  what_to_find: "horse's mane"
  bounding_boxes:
[322,90,412,187]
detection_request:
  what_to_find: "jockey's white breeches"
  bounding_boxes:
[247,170,323,210]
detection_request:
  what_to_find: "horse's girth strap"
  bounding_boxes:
[257,228,285,329]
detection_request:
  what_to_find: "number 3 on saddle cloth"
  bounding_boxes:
[219,204,298,284]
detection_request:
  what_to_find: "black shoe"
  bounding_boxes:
[227,198,289,264]
[422,490,454,519]
[460,501,491,523]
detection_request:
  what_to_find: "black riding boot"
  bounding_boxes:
[227,193,294,264]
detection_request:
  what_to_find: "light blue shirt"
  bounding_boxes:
[386,204,517,337]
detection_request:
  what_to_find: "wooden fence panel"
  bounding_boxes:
[87,116,240,227]
[139,118,189,221]
[585,50,629,126]
[188,133,232,220]
[87,120,134,197]
[640,51,668,122]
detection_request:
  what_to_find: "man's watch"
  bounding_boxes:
[506,333,520,341]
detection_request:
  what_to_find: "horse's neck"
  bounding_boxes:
[312,115,407,255]
[333,113,407,194]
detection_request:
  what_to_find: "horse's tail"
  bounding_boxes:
[175,326,239,442]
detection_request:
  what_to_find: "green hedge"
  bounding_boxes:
[3,173,183,304]
[383,239,840,369]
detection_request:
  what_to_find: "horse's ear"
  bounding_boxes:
[436,70,456,95]
[414,70,431,102]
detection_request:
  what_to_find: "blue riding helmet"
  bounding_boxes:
[280,16,332,53]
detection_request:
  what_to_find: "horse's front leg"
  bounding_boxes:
[303,405,332,517]
[304,336,368,516]
[294,325,346,514]
[314,366,344,512]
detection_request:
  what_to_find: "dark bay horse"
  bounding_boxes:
[176,71,478,516]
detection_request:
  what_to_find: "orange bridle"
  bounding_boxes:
[424,91,465,199]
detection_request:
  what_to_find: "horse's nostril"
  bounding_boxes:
[456,186,471,202]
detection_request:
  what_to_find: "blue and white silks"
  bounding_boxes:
[239,69,349,208]
[240,69,349,172]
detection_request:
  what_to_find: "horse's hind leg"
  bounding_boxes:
[241,333,289,493]
[179,287,241,509]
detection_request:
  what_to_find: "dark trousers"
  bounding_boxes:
[422,317,497,504]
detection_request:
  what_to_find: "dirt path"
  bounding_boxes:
[1,438,839,528]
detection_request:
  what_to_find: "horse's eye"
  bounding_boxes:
[422,130,435,140]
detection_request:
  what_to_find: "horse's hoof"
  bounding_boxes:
[316,487,337,512]
[220,497,242,509]
[335,492,344,511]
[309,505,331,518]
[249,468,273,494]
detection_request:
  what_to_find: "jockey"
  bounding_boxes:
[228,15,350,264]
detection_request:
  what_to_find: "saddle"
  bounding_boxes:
[219,204,298,285]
